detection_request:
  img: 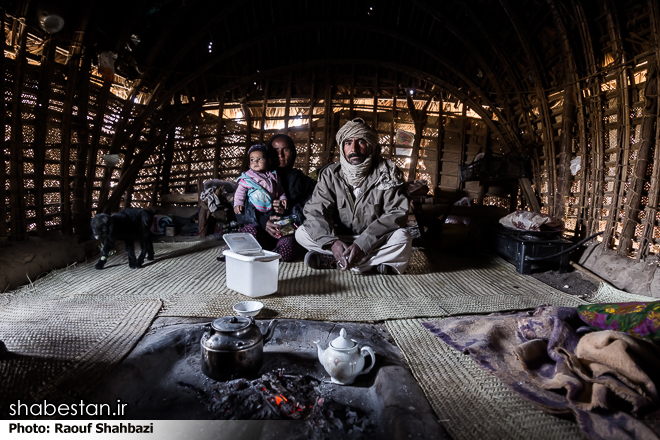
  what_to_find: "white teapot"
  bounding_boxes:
[314,328,376,385]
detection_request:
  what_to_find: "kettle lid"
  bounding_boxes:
[211,316,251,332]
[330,328,356,349]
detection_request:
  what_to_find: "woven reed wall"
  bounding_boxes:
[2,3,660,262]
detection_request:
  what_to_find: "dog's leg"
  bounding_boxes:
[95,239,113,269]
[146,232,154,261]
[136,236,147,267]
[126,240,138,269]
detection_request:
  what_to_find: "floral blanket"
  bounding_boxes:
[423,306,660,440]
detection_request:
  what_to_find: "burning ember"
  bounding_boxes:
[195,371,374,437]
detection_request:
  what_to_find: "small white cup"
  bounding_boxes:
[233,301,264,317]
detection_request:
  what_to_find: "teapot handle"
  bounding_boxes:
[358,346,375,376]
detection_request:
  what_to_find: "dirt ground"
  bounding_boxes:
[530,268,599,298]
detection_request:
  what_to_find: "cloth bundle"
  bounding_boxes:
[423,306,660,440]
[499,210,564,231]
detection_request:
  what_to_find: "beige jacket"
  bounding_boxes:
[302,159,409,253]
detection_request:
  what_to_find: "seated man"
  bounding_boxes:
[295,118,412,274]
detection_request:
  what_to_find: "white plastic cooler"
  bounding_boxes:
[222,233,281,297]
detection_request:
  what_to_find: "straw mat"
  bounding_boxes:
[589,281,656,303]
[0,296,161,416]
[4,240,599,321]
[386,318,582,440]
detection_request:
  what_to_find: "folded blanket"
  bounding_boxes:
[423,306,660,440]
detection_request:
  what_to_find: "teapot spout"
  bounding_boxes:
[314,340,325,362]
[262,319,279,344]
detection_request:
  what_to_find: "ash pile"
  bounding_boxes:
[205,371,374,438]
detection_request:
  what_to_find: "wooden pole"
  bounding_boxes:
[0,9,6,239]
[619,63,657,256]
[59,7,91,235]
[71,54,92,235]
[305,72,315,175]
[406,92,433,182]
[160,129,176,198]
[85,80,112,214]
[638,0,660,258]
[435,92,445,193]
[33,38,56,236]
[323,81,333,164]
[555,82,576,220]
[602,2,630,250]
[259,80,269,142]
[9,18,28,240]
[214,94,225,179]
[284,76,291,136]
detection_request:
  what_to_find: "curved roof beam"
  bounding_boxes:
[498,0,557,210]
[121,21,519,154]
[106,57,524,211]
[451,0,537,139]
[408,0,509,100]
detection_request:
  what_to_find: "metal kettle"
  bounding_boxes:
[200,316,278,381]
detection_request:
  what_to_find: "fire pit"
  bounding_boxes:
[85,318,448,440]
[197,371,375,437]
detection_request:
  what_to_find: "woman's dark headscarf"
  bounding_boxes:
[267,134,296,170]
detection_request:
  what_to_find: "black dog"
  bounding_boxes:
[91,208,155,269]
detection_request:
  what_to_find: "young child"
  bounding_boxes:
[234,144,287,216]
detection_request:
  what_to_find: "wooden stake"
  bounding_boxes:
[9,18,27,240]
[305,72,315,175]
[71,54,92,235]
[619,63,657,256]
[215,94,225,179]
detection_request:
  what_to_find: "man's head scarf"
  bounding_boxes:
[336,118,380,188]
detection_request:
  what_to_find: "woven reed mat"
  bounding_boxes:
[386,318,582,440]
[0,296,161,415]
[589,281,655,303]
[6,239,630,321]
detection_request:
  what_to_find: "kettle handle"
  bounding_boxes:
[203,322,214,335]
[358,346,375,376]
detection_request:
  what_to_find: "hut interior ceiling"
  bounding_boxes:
[1,0,660,261]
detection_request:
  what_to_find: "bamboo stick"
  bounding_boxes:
[603,4,631,251]
[33,38,55,236]
[214,95,225,179]
[305,72,315,175]
[59,8,91,235]
[435,92,444,193]
[619,63,656,256]
[85,80,112,214]
[9,18,27,240]
[0,9,7,239]
[259,80,269,142]
[71,54,91,234]
[638,0,660,258]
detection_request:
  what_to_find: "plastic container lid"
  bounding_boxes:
[223,232,263,255]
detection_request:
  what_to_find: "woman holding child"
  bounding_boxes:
[234,134,315,261]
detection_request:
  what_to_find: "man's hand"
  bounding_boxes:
[343,243,365,268]
[330,240,350,270]
[265,215,282,238]
[272,199,285,215]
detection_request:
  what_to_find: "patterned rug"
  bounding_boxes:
[4,240,599,321]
